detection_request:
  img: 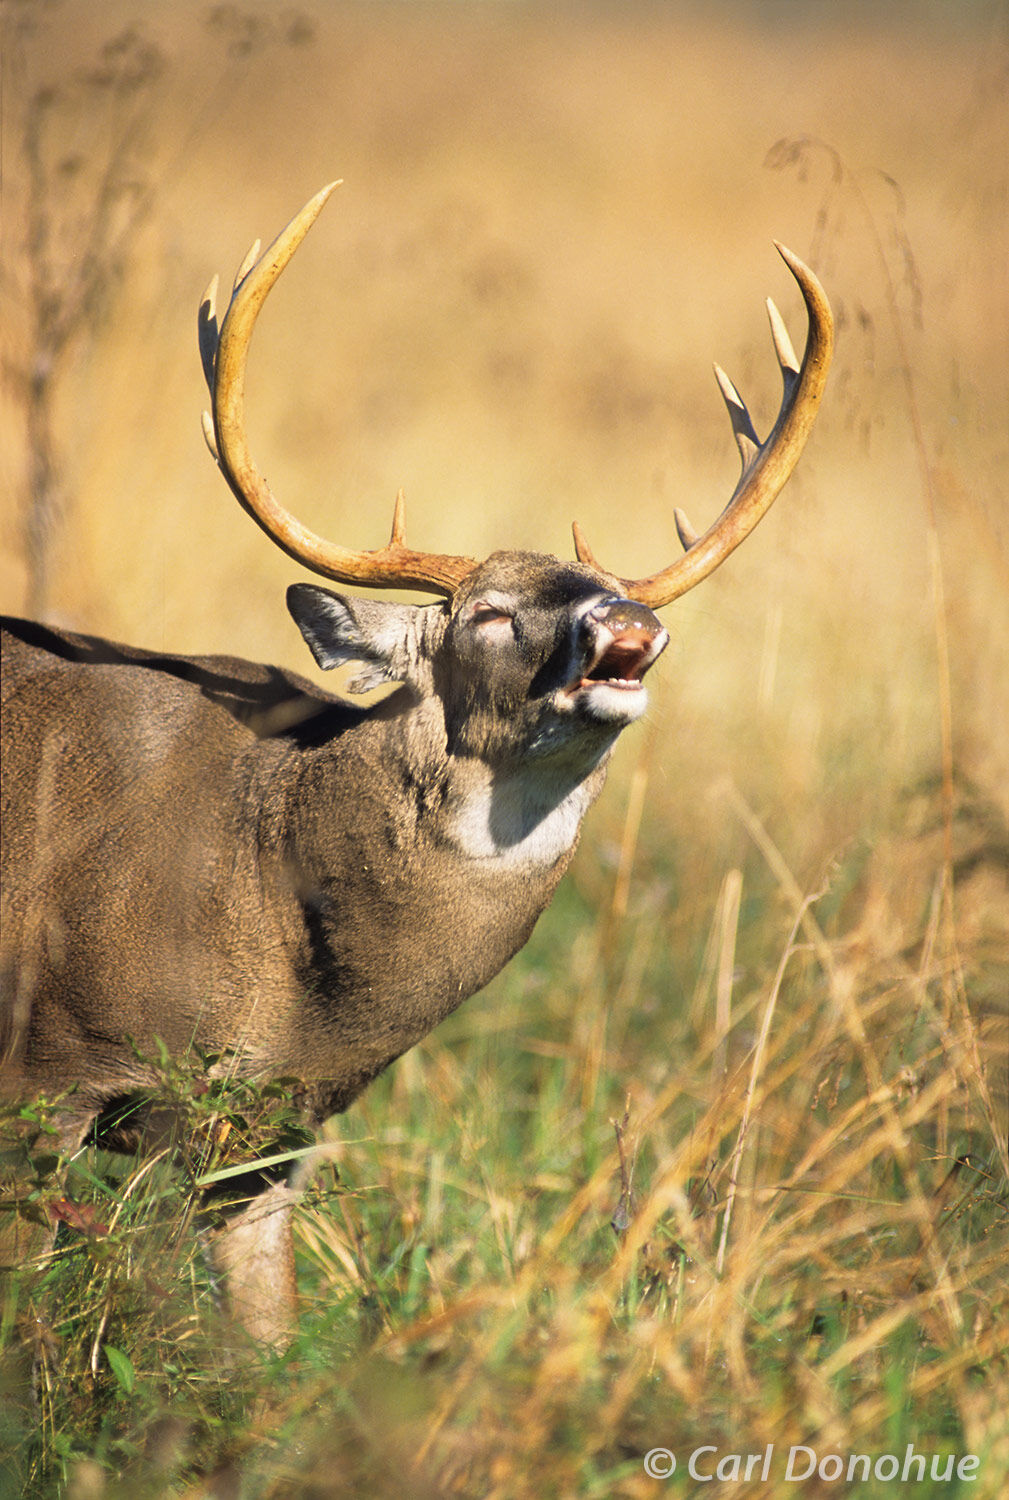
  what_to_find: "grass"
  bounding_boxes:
[3,770,1006,1497]
[2,1,1007,1495]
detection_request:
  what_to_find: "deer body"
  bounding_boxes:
[0,185,832,1346]
[2,555,654,1137]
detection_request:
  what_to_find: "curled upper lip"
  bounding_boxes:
[568,614,668,693]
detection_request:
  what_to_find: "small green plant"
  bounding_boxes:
[0,1043,327,1496]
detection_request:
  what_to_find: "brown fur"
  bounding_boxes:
[1,554,666,1344]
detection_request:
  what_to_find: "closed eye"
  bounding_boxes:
[469,601,514,628]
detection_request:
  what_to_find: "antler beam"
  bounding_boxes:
[199,185,831,609]
[198,183,478,598]
[573,244,833,608]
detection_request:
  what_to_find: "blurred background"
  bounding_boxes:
[4,7,1008,1489]
[2,0,1007,990]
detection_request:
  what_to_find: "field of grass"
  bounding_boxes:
[2,1,1007,1496]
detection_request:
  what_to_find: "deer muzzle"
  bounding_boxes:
[580,597,667,687]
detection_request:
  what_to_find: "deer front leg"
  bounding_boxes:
[206,1180,299,1352]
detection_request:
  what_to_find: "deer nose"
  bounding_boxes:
[590,596,665,640]
[580,596,669,681]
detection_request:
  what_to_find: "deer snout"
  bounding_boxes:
[577,596,668,691]
[589,596,665,638]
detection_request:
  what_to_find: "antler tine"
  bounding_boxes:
[197,275,220,398]
[201,409,219,463]
[205,182,478,599]
[389,489,407,547]
[580,244,832,610]
[572,519,603,569]
[233,239,261,294]
[673,508,699,549]
[714,362,761,478]
[767,295,800,386]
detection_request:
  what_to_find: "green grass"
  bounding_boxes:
[3,772,1006,1497]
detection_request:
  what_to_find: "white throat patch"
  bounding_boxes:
[446,763,601,867]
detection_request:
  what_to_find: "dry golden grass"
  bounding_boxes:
[2,3,1007,1496]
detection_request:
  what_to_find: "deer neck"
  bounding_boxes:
[247,694,616,1099]
[283,689,615,880]
[440,746,611,867]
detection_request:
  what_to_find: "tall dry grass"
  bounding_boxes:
[2,2,1007,1495]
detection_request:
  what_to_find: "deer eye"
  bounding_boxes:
[469,601,513,628]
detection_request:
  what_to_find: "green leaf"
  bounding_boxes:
[195,1144,318,1187]
[104,1344,135,1393]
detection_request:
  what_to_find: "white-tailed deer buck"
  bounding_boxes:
[1,183,832,1346]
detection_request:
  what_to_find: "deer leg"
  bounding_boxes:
[205,1180,299,1351]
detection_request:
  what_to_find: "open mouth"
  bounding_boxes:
[566,630,666,700]
[555,597,668,715]
[575,638,651,692]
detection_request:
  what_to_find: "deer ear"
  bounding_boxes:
[286,583,418,689]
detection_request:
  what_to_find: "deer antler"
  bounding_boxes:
[198,182,478,598]
[201,187,831,607]
[572,244,833,607]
